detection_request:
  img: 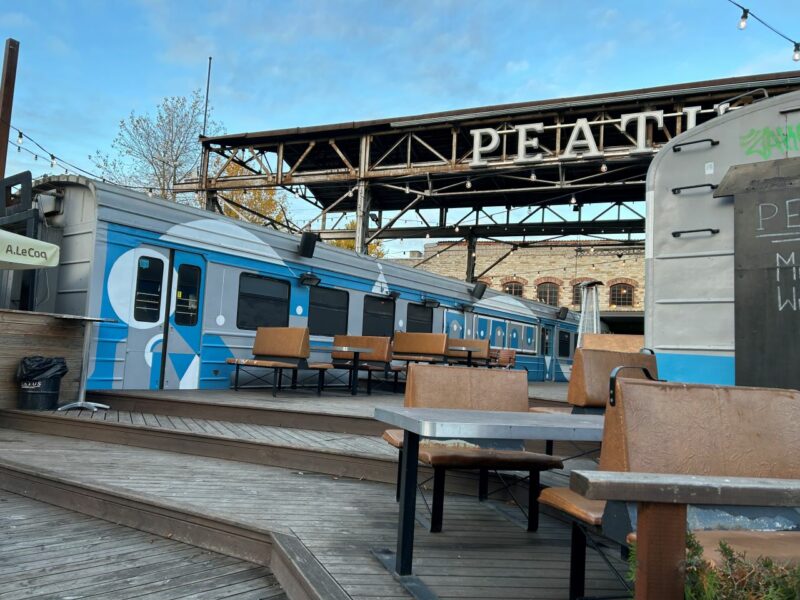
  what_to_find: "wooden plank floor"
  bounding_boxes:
[38,407,397,459]
[0,428,626,600]
[0,488,286,599]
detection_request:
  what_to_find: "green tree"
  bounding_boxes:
[326,219,386,258]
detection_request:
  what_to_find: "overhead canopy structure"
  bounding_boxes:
[0,228,59,270]
[175,71,800,279]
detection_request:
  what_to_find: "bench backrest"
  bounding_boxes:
[331,335,391,363]
[581,334,644,353]
[393,332,448,358]
[404,364,528,412]
[252,327,310,359]
[496,348,516,368]
[567,349,657,408]
[446,338,490,360]
[600,378,800,478]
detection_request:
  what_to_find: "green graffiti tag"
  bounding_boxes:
[740,122,800,159]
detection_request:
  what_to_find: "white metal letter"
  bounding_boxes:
[469,128,501,167]
[620,110,665,154]
[682,106,702,130]
[513,123,544,163]
[561,118,602,159]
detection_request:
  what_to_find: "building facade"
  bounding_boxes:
[390,240,644,330]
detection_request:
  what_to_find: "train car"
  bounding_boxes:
[646,88,800,385]
[0,176,580,391]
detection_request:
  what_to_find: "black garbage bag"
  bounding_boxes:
[16,356,68,381]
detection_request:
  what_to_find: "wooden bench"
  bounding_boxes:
[226,327,330,397]
[382,364,563,532]
[391,332,448,365]
[545,375,800,600]
[487,348,520,369]
[445,338,490,366]
[329,335,396,394]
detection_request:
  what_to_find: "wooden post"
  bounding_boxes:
[635,502,687,600]
[0,38,20,180]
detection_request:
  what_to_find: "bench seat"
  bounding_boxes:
[393,354,446,363]
[528,406,572,414]
[538,487,604,526]
[420,447,562,470]
[227,357,301,370]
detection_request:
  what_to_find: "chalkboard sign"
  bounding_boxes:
[730,160,800,389]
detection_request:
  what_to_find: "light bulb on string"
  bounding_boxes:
[454,225,460,233]
[794,43,800,62]
[529,170,536,181]
[569,195,577,205]
[465,178,472,189]
[404,183,410,194]
[17,131,22,145]
[738,8,749,29]
[600,162,608,173]
[425,232,430,239]
[50,154,56,168]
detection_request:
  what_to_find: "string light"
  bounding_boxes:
[600,163,608,173]
[465,177,472,189]
[727,0,799,62]
[50,154,56,168]
[529,170,536,181]
[454,225,460,233]
[16,131,22,145]
[738,7,749,29]
[569,195,577,205]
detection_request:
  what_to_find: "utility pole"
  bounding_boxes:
[0,38,20,181]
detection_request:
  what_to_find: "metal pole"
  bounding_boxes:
[202,56,212,137]
[0,39,20,180]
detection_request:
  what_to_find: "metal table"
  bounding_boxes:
[374,407,605,576]
[311,345,373,396]
[447,345,476,367]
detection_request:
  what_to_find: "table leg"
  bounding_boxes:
[351,352,360,395]
[466,351,472,368]
[634,502,687,600]
[395,430,419,576]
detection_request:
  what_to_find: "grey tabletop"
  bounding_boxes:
[311,345,373,353]
[447,345,474,352]
[374,407,604,441]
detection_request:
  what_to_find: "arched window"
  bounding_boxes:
[537,282,559,306]
[609,283,634,307]
[572,285,583,306]
[503,281,524,296]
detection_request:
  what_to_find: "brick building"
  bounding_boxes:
[390,240,645,333]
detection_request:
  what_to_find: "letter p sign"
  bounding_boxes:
[469,128,500,167]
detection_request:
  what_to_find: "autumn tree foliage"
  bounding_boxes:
[326,219,386,258]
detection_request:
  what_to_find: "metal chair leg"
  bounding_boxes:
[291,370,298,389]
[478,468,489,501]
[431,467,445,533]
[367,369,372,395]
[527,470,540,532]
[317,370,324,396]
[569,522,587,600]
[272,368,278,397]
[545,440,554,455]
[234,364,240,390]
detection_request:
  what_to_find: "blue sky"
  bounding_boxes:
[3,0,800,251]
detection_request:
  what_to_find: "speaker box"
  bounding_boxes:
[299,232,318,258]
[471,281,487,299]
[556,306,569,320]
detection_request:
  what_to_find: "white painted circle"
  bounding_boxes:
[216,315,226,326]
[479,330,485,337]
[451,322,458,331]
[467,329,471,335]
[398,319,404,328]
[512,331,517,338]
[296,305,304,316]
[144,334,163,368]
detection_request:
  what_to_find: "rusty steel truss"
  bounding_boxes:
[175,71,800,279]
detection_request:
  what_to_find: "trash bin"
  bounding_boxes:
[16,356,69,410]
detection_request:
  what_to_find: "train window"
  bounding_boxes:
[133,256,164,323]
[537,282,559,306]
[175,265,201,326]
[406,304,433,333]
[610,283,634,307]
[558,331,571,358]
[308,286,349,336]
[363,295,395,337]
[236,273,290,330]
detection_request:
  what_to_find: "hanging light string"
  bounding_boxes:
[726,0,800,61]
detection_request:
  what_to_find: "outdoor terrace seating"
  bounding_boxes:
[445,338,490,366]
[226,327,330,397]
[545,374,800,600]
[382,364,563,532]
[487,347,519,369]
[329,334,396,393]
[391,331,448,365]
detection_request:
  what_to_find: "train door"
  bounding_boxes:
[540,324,555,381]
[160,250,205,389]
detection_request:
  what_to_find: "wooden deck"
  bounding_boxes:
[0,488,286,599]
[0,425,627,599]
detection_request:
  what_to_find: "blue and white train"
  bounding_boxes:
[0,177,580,391]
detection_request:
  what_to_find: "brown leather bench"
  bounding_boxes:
[580,333,644,353]
[487,348,519,369]
[445,338,490,367]
[226,327,329,397]
[329,335,395,394]
[382,364,563,532]
[531,347,658,416]
[391,332,448,365]
[544,375,800,600]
